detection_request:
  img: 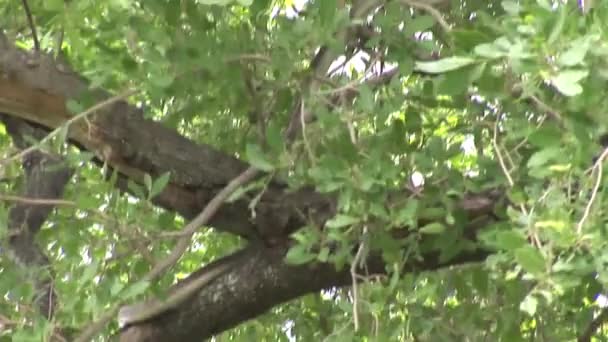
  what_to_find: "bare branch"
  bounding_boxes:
[399,0,451,33]
[20,0,39,51]
[74,167,260,341]
[576,147,608,234]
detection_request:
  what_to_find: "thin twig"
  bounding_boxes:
[492,117,530,217]
[143,167,259,281]
[54,28,64,56]
[316,55,381,96]
[300,99,316,163]
[73,167,259,341]
[225,53,272,64]
[492,119,514,187]
[399,0,451,33]
[350,226,368,332]
[0,194,76,207]
[21,0,39,51]
[528,95,563,124]
[578,307,608,342]
[0,89,138,166]
[576,147,608,234]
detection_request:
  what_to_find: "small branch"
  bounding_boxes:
[491,117,530,217]
[578,307,608,342]
[492,118,514,187]
[54,28,64,56]
[316,55,381,96]
[0,194,76,207]
[399,0,451,33]
[350,243,364,331]
[300,99,316,163]
[225,53,272,64]
[576,147,608,234]
[21,0,40,51]
[527,95,563,125]
[143,166,259,281]
[73,166,260,341]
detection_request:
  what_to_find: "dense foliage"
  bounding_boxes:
[2,0,608,341]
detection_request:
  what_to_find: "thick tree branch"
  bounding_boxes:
[0,30,506,342]
[119,238,491,341]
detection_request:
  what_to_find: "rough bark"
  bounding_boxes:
[0,32,335,242]
[0,32,502,341]
[119,243,491,342]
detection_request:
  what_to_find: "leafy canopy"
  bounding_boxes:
[2,0,608,341]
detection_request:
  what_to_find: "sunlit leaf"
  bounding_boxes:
[415,57,477,74]
[515,246,546,275]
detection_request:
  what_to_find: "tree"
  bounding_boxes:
[0,0,607,340]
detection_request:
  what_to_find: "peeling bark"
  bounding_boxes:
[0,32,503,342]
[0,32,335,242]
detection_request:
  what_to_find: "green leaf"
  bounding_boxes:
[265,123,284,153]
[144,173,153,194]
[127,180,146,199]
[501,1,520,14]
[319,0,338,26]
[536,0,552,10]
[56,125,69,145]
[150,172,171,198]
[326,214,360,228]
[515,246,546,275]
[199,0,232,4]
[246,144,274,171]
[520,294,538,316]
[547,4,566,44]
[394,199,418,226]
[79,262,99,285]
[110,279,125,296]
[494,231,527,250]
[474,43,506,59]
[121,281,150,300]
[471,268,489,295]
[406,15,436,35]
[357,84,374,112]
[526,147,562,168]
[558,44,589,67]
[66,100,84,114]
[528,125,562,148]
[317,246,330,262]
[419,222,446,234]
[226,186,248,203]
[151,73,175,89]
[415,57,477,74]
[550,70,588,96]
[285,245,316,265]
[419,207,446,220]
[66,151,96,165]
[436,66,474,95]
[43,0,64,11]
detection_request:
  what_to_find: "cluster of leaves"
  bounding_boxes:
[2,0,608,340]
